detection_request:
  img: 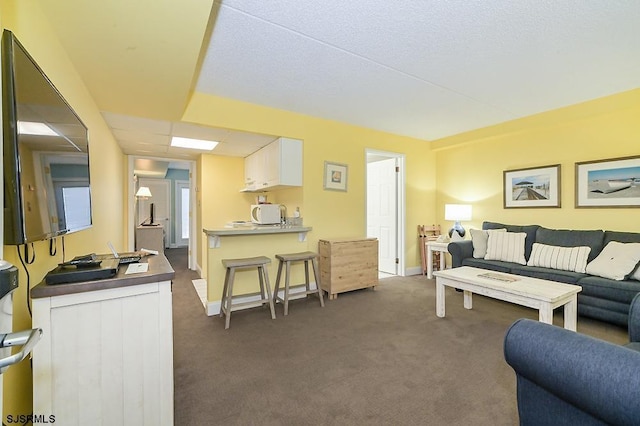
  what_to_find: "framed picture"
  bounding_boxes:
[323,161,348,192]
[575,155,640,208]
[503,164,561,208]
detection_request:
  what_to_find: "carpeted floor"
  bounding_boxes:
[166,248,628,425]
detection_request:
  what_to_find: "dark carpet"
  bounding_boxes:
[165,248,628,426]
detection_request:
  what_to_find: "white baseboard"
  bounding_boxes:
[404,266,424,276]
[203,282,319,316]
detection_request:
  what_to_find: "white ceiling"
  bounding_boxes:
[40,0,640,164]
[199,0,640,141]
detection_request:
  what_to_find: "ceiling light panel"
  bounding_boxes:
[171,136,218,150]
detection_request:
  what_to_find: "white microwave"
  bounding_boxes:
[250,204,281,225]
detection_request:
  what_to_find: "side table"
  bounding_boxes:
[426,241,449,279]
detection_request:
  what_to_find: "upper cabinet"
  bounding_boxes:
[243,137,303,192]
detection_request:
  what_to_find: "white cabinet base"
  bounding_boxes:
[33,280,173,425]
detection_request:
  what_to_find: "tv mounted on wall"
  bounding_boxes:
[2,30,92,245]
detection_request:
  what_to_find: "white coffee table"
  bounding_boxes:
[433,266,582,331]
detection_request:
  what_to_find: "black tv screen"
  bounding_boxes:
[2,30,92,245]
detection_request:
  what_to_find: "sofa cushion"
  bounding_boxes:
[509,264,586,284]
[483,221,539,260]
[527,243,591,273]
[485,231,526,265]
[577,301,629,327]
[536,227,604,262]
[585,241,640,280]
[603,230,640,245]
[470,228,505,258]
[461,257,516,273]
[577,275,640,304]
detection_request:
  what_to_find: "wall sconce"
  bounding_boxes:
[444,204,472,239]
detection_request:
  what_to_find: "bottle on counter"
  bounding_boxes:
[293,207,301,226]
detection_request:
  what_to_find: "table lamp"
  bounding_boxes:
[444,204,472,238]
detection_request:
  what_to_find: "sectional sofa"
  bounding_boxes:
[448,221,640,327]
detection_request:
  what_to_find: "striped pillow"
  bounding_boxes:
[527,243,591,273]
[485,232,527,265]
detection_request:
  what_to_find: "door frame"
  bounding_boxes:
[174,179,190,247]
[365,149,406,276]
[127,155,197,270]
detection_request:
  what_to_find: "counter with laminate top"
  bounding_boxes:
[31,252,175,298]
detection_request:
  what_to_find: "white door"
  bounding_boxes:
[367,158,398,274]
[138,178,170,248]
[175,180,189,247]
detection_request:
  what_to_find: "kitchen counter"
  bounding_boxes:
[204,225,311,248]
[204,225,311,236]
[201,225,313,316]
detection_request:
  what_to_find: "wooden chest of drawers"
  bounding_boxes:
[318,238,378,300]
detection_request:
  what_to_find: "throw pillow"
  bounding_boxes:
[485,231,527,265]
[527,243,591,273]
[585,241,640,281]
[470,228,506,258]
[631,264,640,282]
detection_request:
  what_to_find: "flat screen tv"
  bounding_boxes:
[2,30,92,245]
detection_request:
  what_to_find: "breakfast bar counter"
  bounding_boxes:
[202,226,313,316]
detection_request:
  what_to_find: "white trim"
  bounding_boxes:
[203,282,319,317]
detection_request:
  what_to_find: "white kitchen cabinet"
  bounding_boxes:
[243,137,302,191]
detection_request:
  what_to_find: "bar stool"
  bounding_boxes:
[220,256,276,329]
[273,251,324,315]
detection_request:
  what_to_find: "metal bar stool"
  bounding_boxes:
[220,256,276,329]
[273,251,324,315]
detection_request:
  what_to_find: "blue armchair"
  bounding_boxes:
[503,293,640,425]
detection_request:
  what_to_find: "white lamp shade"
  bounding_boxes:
[135,186,152,198]
[444,204,472,221]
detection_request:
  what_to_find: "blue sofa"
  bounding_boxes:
[448,221,640,327]
[503,293,640,425]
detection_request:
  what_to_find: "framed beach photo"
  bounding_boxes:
[323,161,348,192]
[575,155,640,208]
[503,164,561,208]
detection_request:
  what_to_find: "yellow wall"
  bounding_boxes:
[185,93,437,279]
[434,89,640,233]
[1,0,126,418]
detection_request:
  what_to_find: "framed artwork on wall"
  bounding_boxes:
[323,161,348,192]
[575,155,640,208]
[503,164,561,208]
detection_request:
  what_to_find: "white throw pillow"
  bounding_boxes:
[527,243,591,273]
[585,241,640,281]
[471,228,506,258]
[485,232,527,265]
[631,264,640,282]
